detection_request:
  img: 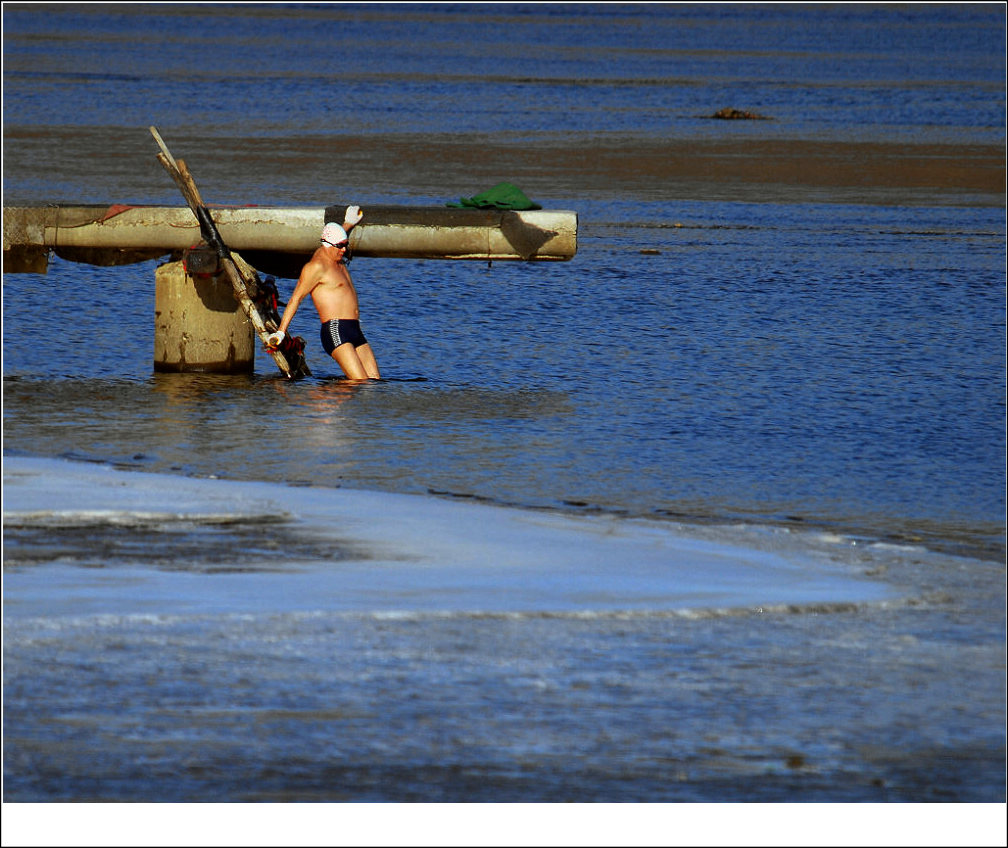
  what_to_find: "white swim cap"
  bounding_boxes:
[321,222,348,246]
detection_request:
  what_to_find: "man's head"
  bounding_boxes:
[321,222,349,248]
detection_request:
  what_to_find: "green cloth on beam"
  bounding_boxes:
[446,182,542,211]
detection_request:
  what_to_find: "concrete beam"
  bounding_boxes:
[3,204,577,276]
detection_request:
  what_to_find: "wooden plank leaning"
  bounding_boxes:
[149,126,310,379]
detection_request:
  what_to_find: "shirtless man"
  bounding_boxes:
[267,206,380,380]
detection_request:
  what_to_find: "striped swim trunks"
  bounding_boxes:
[321,318,368,356]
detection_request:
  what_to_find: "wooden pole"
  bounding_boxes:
[150,128,309,379]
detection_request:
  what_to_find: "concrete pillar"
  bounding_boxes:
[153,258,254,373]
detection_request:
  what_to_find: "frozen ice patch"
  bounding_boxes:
[3,456,899,619]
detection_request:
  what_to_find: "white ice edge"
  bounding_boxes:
[3,455,899,620]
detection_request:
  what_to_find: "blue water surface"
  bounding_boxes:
[3,198,1004,555]
[3,3,1005,142]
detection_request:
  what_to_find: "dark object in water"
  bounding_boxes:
[711,107,772,120]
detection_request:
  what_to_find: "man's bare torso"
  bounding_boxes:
[306,248,360,322]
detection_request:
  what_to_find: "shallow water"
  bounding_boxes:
[4,198,1004,558]
[2,2,1005,810]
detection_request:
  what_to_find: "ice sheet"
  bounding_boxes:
[3,456,897,619]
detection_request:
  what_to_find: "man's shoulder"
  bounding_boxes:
[300,250,328,274]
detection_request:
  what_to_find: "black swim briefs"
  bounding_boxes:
[321,318,368,356]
